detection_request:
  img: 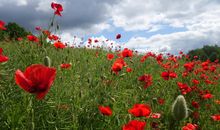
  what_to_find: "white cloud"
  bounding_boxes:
[111,0,220,54]
[61,22,111,37]
[125,30,220,54]
[0,0,28,6]
[111,0,220,32]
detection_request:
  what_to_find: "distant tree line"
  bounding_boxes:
[187,45,220,62]
[0,22,30,41]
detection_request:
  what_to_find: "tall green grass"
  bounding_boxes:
[0,41,219,130]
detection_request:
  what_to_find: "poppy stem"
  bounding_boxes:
[29,96,35,130]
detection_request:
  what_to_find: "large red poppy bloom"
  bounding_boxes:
[0,48,9,63]
[15,64,56,100]
[51,2,63,16]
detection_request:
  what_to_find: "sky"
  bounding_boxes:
[1,0,220,54]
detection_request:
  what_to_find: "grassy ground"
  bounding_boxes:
[0,41,220,130]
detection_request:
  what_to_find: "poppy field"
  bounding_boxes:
[0,2,220,130]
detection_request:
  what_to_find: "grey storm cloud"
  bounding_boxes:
[0,0,119,32]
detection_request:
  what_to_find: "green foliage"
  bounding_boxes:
[188,45,220,61]
[5,22,29,40]
[0,30,8,41]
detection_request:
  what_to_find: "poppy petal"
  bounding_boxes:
[0,55,9,62]
[15,70,33,93]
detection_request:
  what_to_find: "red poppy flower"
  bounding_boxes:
[138,74,153,89]
[15,64,56,100]
[179,51,183,54]
[128,104,151,117]
[0,20,7,30]
[111,58,126,74]
[182,123,198,130]
[151,122,159,129]
[192,79,199,85]
[43,30,51,37]
[112,62,123,74]
[161,71,177,80]
[116,34,121,39]
[184,62,194,72]
[17,37,23,41]
[151,113,161,119]
[194,56,198,59]
[0,48,9,63]
[157,98,165,105]
[27,35,39,43]
[122,120,146,130]
[191,101,200,109]
[60,63,71,69]
[209,65,216,72]
[51,2,63,16]
[49,35,59,41]
[94,39,99,43]
[192,111,200,120]
[88,38,92,44]
[156,54,163,63]
[54,41,65,49]
[98,106,112,116]
[122,48,133,58]
[202,93,213,99]
[211,114,220,121]
[35,26,41,31]
[107,53,114,60]
[177,82,192,95]
[126,67,132,73]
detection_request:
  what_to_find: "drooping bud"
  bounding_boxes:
[171,95,188,121]
[44,56,51,67]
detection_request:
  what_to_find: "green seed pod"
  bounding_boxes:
[44,56,51,67]
[171,95,188,121]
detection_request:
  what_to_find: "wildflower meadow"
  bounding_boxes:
[0,2,220,130]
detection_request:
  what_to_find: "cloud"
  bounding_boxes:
[1,0,220,54]
[124,30,220,54]
[111,0,220,54]
[0,0,119,35]
[111,0,220,31]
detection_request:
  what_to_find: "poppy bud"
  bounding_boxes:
[171,95,188,120]
[44,56,51,67]
[152,98,157,104]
